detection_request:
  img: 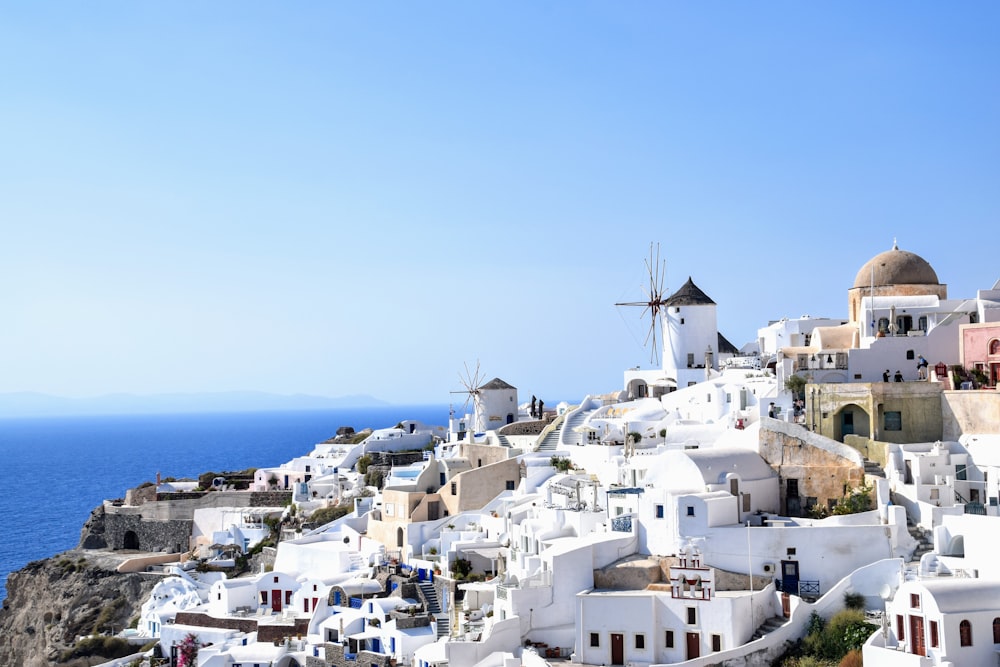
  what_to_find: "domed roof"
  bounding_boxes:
[853,242,939,288]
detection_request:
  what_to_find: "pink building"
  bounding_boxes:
[959,322,1000,386]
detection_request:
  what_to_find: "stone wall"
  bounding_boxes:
[759,421,864,516]
[103,512,193,553]
[308,642,393,667]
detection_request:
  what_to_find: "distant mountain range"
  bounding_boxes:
[0,391,391,418]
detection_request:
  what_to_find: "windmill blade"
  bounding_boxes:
[615,242,667,366]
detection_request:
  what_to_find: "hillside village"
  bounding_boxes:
[87,243,1000,666]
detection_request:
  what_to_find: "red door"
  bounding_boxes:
[610,633,624,665]
[686,632,700,660]
[271,589,282,612]
[910,615,925,656]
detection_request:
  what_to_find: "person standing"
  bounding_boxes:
[917,355,929,380]
[894,370,903,382]
[883,369,890,382]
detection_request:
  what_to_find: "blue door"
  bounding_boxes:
[781,560,799,595]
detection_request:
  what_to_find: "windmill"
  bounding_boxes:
[450,360,485,435]
[616,242,668,366]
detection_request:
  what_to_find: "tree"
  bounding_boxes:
[785,374,807,399]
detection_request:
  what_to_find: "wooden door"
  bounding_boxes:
[686,632,700,659]
[610,633,624,665]
[910,615,925,656]
[271,589,282,612]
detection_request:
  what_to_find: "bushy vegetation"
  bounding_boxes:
[785,374,808,399]
[451,557,473,580]
[779,610,877,666]
[310,503,353,525]
[550,456,573,472]
[356,455,373,475]
[58,636,133,662]
[809,485,874,519]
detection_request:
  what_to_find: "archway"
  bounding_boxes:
[833,404,871,443]
[123,530,140,550]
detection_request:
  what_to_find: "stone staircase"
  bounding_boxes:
[751,616,786,641]
[863,459,886,478]
[907,521,933,563]
[419,580,449,639]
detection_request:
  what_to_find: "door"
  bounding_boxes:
[781,560,800,596]
[610,633,624,665]
[271,589,282,612]
[841,411,854,436]
[686,632,700,660]
[909,615,925,656]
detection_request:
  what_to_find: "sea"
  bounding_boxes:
[0,405,449,604]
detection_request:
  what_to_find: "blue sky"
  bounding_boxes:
[2,3,998,406]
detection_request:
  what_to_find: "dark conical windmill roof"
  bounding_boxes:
[664,277,715,307]
[480,377,516,391]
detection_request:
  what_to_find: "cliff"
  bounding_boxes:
[0,505,159,667]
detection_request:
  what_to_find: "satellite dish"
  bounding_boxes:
[879,584,892,600]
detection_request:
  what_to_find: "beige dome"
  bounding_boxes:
[853,243,939,288]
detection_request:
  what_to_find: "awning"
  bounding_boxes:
[463,546,503,560]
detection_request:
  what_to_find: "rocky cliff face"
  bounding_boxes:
[0,505,158,667]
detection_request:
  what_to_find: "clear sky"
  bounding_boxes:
[2,3,998,406]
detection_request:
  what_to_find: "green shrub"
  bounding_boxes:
[843,591,866,610]
[310,504,352,525]
[357,455,373,475]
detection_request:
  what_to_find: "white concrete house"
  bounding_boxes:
[885,441,969,529]
[575,558,778,665]
[864,578,1000,665]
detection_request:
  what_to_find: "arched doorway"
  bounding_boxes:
[834,404,871,443]
[123,530,140,550]
[396,527,404,548]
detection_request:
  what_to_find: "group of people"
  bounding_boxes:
[882,356,929,383]
[883,369,903,382]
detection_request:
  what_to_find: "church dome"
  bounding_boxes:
[853,243,939,288]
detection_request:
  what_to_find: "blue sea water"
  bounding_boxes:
[0,405,448,604]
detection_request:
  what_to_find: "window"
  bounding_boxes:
[896,614,904,640]
[930,620,939,647]
[451,482,457,495]
[261,591,269,605]
[956,464,968,481]
[930,488,939,500]
[687,607,696,624]
[665,630,674,648]
[787,547,796,556]
[906,350,915,360]
[960,619,973,646]
[885,411,902,431]
[686,506,695,517]
[993,617,1000,644]
[635,634,645,649]
[681,318,685,325]
[787,479,799,498]
[285,591,292,605]
[687,353,694,367]
[506,480,516,490]
[910,593,920,609]
[273,576,279,583]
[590,633,600,647]
[712,634,721,652]
[655,504,664,518]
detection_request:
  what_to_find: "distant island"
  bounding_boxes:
[0,391,391,418]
